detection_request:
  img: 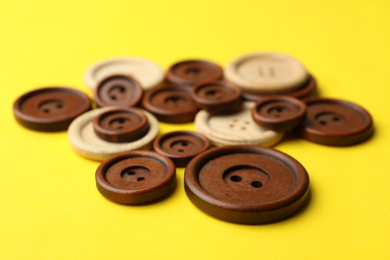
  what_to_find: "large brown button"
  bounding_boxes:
[142,84,198,123]
[190,80,242,113]
[96,151,176,204]
[241,74,318,101]
[153,131,211,167]
[297,97,374,146]
[92,108,149,143]
[94,75,143,108]
[166,60,223,86]
[184,145,310,224]
[251,96,306,131]
[13,87,91,131]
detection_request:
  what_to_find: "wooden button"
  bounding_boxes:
[251,96,306,131]
[166,60,223,86]
[184,145,310,224]
[142,84,198,123]
[84,56,164,91]
[190,80,242,113]
[194,102,284,146]
[224,52,309,95]
[242,74,318,101]
[153,131,211,167]
[94,75,143,108]
[13,87,91,131]
[92,108,149,143]
[68,107,159,161]
[297,97,374,146]
[96,151,176,204]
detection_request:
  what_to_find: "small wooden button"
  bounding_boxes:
[84,56,164,91]
[94,75,143,108]
[96,150,176,204]
[13,87,91,131]
[190,80,242,113]
[68,107,159,161]
[224,52,309,95]
[92,108,149,143]
[153,131,211,167]
[242,74,318,101]
[184,145,310,224]
[194,102,284,146]
[166,60,223,86]
[251,96,306,131]
[142,84,198,123]
[297,97,374,146]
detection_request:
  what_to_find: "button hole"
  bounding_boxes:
[251,181,263,188]
[137,177,145,181]
[230,175,242,182]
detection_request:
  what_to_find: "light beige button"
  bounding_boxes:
[83,57,164,91]
[224,52,308,94]
[68,107,159,161]
[194,102,284,146]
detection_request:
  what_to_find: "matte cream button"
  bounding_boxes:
[194,102,284,146]
[224,52,309,94]
[68,107,159,161]
[84,57,164,91]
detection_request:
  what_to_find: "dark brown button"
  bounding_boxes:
[13,87,91,131]
[297,97,374,146]
[251,96,306,131]
[92,108,149,143]
[185,145,310,224]
[153,131,211,167]
[190,80,242,113]
[242,74,318,101]
[142,84,198,123]
[166,60,223,86]
[94,74,143,108]
[184,145,309,224]
[96,151,176,204]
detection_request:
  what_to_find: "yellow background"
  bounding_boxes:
[1,0,389,259]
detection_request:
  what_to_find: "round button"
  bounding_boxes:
[153,131,211,167]
[166,60,223,86]
[84,56,164,91]
[96,150,176,204]
[92,108,149,143]
[194,102,284,146]
[297,97,374,146]
[68,107,159,161]
[94,75,143,108]
[251,96,306,131]
[13,87,91,131]
[224,52,309,94]
[184,145,310,224]
[190,80,242,113]
[142,84,198,123]
[241,74,318,101]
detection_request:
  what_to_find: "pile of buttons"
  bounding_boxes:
[12,52,374,224]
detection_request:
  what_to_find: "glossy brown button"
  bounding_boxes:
[94,75,143,108]
[153,131,211,167]
[185,145,310,224]
[297,97,374,146]
[166,60,223,86]
[13,87,91,131]
[242,74,318,101]
[142,84,198,123]
[92,108,149,143]
[190,80,242,113]
[252,96,306,131]
[96,151,176,204]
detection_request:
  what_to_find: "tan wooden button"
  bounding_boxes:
[194,102,284,146]
[224,52,309,95]
[84,56,164,91]
[68,107,159,161]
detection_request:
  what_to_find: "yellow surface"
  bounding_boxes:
[1,0,389,259]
